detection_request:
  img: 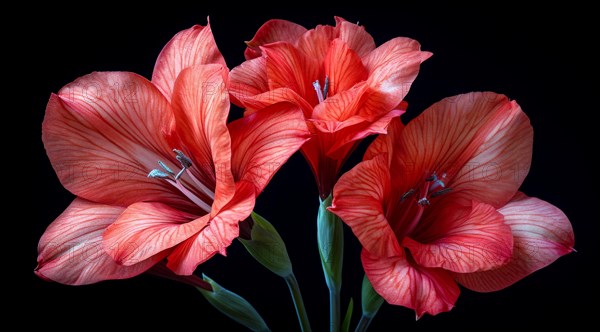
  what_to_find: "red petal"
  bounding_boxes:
[167,181,257,275]
[244,19,307,59]
[228,104,310,193]
[330,155,402,257]
[404,200,513,273]
[152,23,226,100]
[362,249,459,318]
[336,20,376,58]
[263,42,321,105]
[393,92,533,208]
[103,202,207,266]
[456,193,574,292]
[324,39,368,97]
[36,199,164,285]
[364,116,405,164]
[229,56,269,105]
[296,24,337,64]
[363,37,431,104]
[43,72,190,208]
[171,64,236,214]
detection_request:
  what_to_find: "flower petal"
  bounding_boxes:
[36,199,163,285]
[263,42,321,105]
[456,193,574,292]
[228,104,310,193]
[244,19,307,59]
[229,56,269,105]
[362,249,459,318]
[43,72,190,208]
[363,116,405,164]
[296,24,337,64]
[171,64,236,214]
[393,92,533,208]
[330,155,402,257]
[152,23,226,100]
[404,200,513,273]
[363,37,431,102]
[167,181,257,275]
[336,18,376,58]
[324,39,368,97]
[103,202,207,266]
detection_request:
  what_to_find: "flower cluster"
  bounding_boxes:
[36,17,574,330]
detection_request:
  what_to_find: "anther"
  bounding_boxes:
[148,169,170,179]
[430,188,452,198]
[417,197,430,206]
[401,189,416,201]
[313,80,324,103]
[323,76,329,99]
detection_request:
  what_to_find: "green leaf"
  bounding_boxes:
[317,194,344,291]
[361,275,384,318]
[342,298,354,332]
[198,274,270,332]
[239,212,293,278]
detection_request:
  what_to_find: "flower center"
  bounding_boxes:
[394,172,452,239]
[312,76,329,103]
[148,149,214,212]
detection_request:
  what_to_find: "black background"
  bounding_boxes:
[27,4,596,331]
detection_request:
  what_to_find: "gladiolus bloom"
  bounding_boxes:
[230,17,431,197]
[330,92,574,318]
[36,22,310,285]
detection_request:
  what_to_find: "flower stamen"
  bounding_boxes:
[313,76,329,103]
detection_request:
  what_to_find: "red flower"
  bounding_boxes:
[230,17,431,197]
[36,22,310,285]
[330,92,574,318]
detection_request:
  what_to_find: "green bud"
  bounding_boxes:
[317,194,344,291]
[361,275,384,318]
[239,212,293,278]
[198,274,270,332]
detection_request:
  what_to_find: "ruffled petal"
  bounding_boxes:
[456,193,574,292]
[296,24,337,64]
[36,199,164,285]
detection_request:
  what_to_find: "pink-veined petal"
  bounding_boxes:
[244,19,307,59]
[404,200,513,273]
[36,199,164,285]
[152,23,226,100]
[228,104,310,193]
[392,92,533,208]
[324,39,368,97]
[229,56,269,106]
[296,24,337,64]
[103,202,207,266]
[43,72,191,208]
[336,18,376,58]
[263,42,321,105]
[363,37,431,103]
[364,116,405,164]
[167,181,257,275]
[456,193,574,292]
[330,155,402,257]
[362,250,459,318]
[171,64,236,214]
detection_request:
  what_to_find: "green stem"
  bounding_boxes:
[329,288,341,332]
[285,273,312,332]
[354,315,373,332]
[317,195,344,332]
